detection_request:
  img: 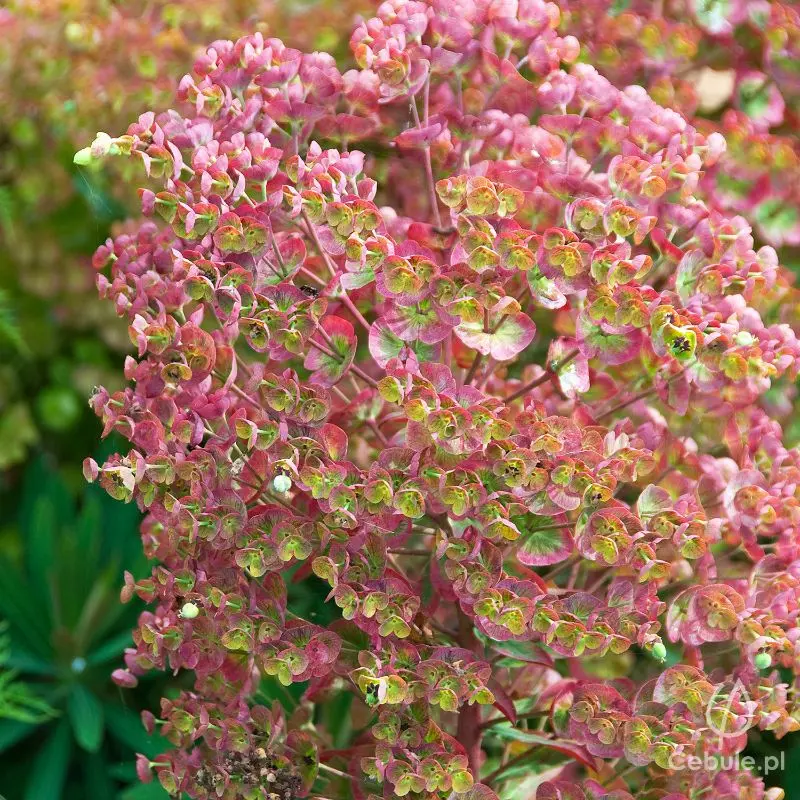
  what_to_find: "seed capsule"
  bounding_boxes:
[754,652,772,670]
[180,602,200,620]
[651,641,667,661]
[272,474,292,494]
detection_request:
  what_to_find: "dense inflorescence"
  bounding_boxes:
[83,1,800,798]
[560,0,800,248]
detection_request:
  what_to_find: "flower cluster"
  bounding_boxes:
[84,1,800,798]
[560,0,800,247]
[0,0,365,467]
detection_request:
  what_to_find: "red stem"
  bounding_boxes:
[456,610,483,777]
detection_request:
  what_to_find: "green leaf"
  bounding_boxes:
[103,703,169,759]
[84,748,117,800]
[0,667,57,723]
[119,783,172,800]
[68,684,104,752]
[320,689,353,749]
[3,641,56,676]
[25,494,57,602]
[0,718,38,752]
[87,627,134,666]
[0,289,28,357]
[24,718,71,800]
[0,555,52,659]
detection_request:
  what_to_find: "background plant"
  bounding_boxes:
[0,451,180,800]
[79,1,800,799]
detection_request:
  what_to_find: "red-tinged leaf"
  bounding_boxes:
[394,121,445,149]
[455,298,536,361]
[489,726,597,771]
[316,113,377,140]
[537,781,591,800]
[318,423,348,461]
[576,312,641,366]
[280,235,307,270]
[488,677,517,725]
[650,226,684,262]
[290,560,315,584]
[508,562,550,593]
[457,784,500,800]
[384,299,457,344]
[287,732,318,796]
[304,316,356,386]
[513,514,574,567]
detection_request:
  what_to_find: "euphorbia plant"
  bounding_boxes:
[82,1,800,798]
[559,0,800,247]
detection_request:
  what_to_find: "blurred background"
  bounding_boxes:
[1,1,800,798]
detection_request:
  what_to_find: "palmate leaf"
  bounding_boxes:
[513,515,573,566]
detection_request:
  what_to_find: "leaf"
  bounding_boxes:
[86,628,135,666]
[318,423,348,461]
[0,719,38,753]
[0,668,56,723]
[0,289,28,356]
[24,718,71,800]
[68,684,104,752]
[526,267,566,310]
[455,302,536,361]
[25,494,57,606]
[479,635,556,668]
[636,484,672,520]
[103,703,170,759]
[304,316,356,385]
[0,555,52,659]
[119,782,172,800]
[488,725,596,770]
[576,312,641,366]
[675,249,704,304]
[383,299,456,344]
[84,748,117,800]
[457,784,499,800]
[488,677,517,725]
[513,515,573,567]
[321,689,353,749]
[368,317,439,367]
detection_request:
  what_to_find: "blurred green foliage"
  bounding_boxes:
[0,145,127,471]
[0,449,172,800]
